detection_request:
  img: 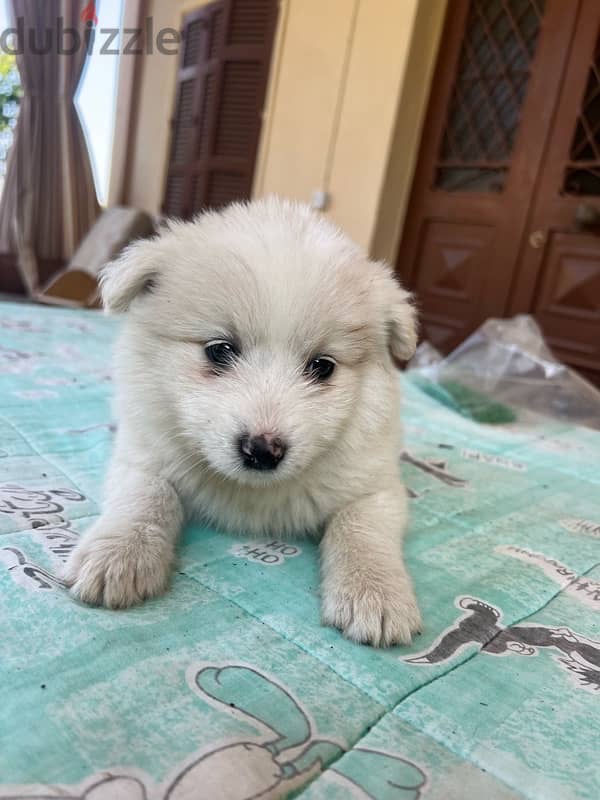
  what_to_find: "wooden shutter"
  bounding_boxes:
[163,0,278,218]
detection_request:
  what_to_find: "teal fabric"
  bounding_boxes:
[1,301,599,800]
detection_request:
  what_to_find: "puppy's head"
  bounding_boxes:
[102,199,417,485]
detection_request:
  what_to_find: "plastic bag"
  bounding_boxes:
[407,315,600,430]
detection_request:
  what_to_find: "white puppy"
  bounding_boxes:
[64,198,421,647]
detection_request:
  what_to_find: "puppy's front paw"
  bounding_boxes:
[321,572,422,647]
[63,522,174,609]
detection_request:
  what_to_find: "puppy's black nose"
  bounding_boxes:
[239,433,286,471]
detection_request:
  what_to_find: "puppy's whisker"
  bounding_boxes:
[148,429,192,453]
[176,456,209,483]
[168,448,206,476]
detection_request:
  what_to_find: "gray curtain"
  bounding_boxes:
[0,0,100,293]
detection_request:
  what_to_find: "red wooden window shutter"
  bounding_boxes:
[163,0,278,218]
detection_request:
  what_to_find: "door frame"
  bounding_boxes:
[396,0,581,349]
[508,0,600,315]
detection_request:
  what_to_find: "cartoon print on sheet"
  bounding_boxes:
[0,484,86,589]
[0,665,427,800]
[400,449,468,499]
[404,597,600,692]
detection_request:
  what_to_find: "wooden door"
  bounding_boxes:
[163,0,278,218]
[397,0,579,352]
[509,1,600,382]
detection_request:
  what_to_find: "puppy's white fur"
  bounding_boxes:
[64,198,421,647]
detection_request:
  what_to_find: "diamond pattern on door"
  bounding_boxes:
[533,235,600,372]
[415,222,493,304]
[542,246,600,316]
[435,0,545,192]
[436,247,474,292]
[564,31,600,195]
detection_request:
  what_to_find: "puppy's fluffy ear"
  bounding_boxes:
[385,277,418,362]
[100,238,161,313]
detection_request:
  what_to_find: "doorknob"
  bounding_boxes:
[529,230,546,249]
[574,203,600,229]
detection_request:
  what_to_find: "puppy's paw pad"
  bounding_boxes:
[322,582,422,648]
[63,526,173,609]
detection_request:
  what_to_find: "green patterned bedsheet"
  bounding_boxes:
[1,301,599,800]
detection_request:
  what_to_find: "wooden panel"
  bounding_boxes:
[196,73,216,159]
[208,7,225,58]
[183,14,210,68]
[170,78,196,164]
[163,4,219,217]
[414,222,493,303]
[164,174,187,218]
[532,233,600,373]
[508,0,600,382]
[538,236,600,320]
[417,312,469,352]
[227,0,274,45]
[205,171,249,208]
[397,1,580,351]
[413,221,494,349]
[214,62,262,158]
[163,0,278,219]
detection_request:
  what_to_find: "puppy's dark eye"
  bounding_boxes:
[205,340,238,368]
[306,356,336,382]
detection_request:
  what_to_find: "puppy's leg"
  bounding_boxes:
[320,485,421,647]
[63,467,184,609]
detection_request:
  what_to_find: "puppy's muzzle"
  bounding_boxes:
[239,433,287,471]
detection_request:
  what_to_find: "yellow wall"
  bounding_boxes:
[253,0,357,211]
[117,0,446,260]
[257,0,446,257]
